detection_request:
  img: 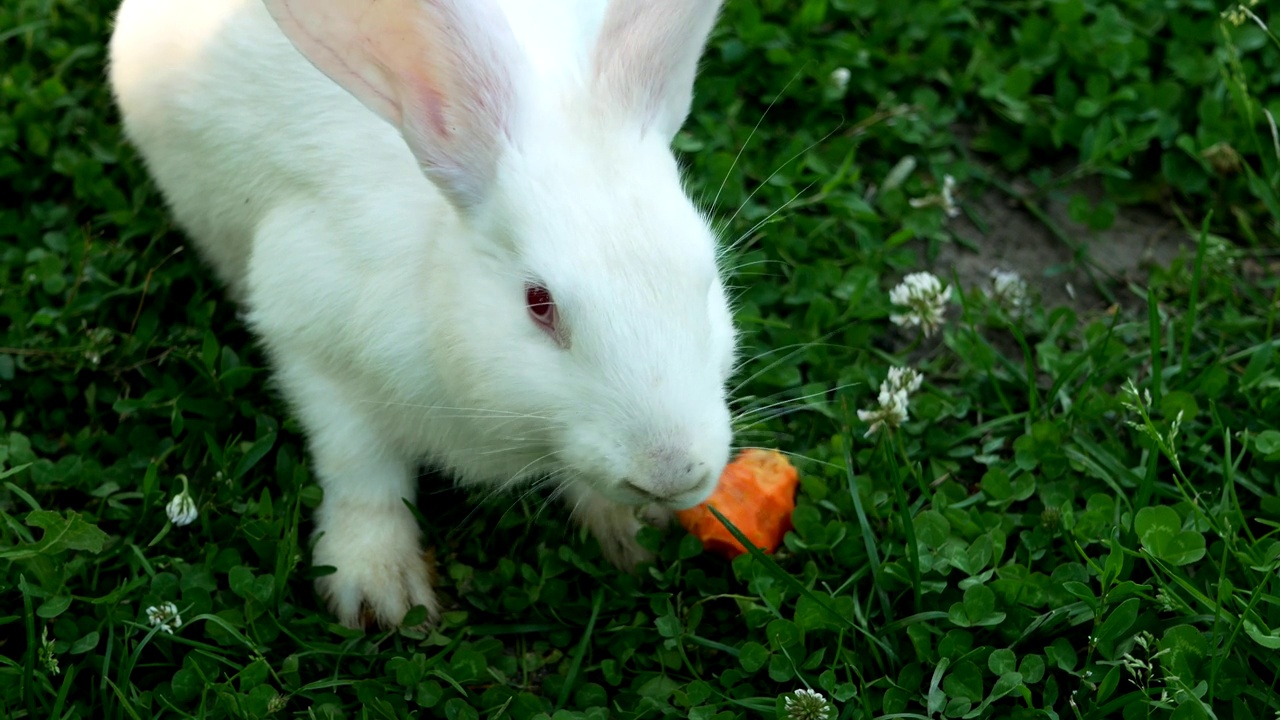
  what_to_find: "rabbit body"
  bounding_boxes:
[109,0,736,628]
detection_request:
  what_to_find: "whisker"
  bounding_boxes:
[730,335,853,380]
[475,442,540,456]
[356,400,555,422]
[502,452,560,491]
[473,461,568,530]
[725,180,818,257]
[720,123,843,237]
[721,258,790,276]
[729,344,821,397]
[733,382,861,425]
[732,445,844,471]
[731,378,843,411]
[728,320,867,395]
[571,487,589,520]
[484,468,570,531]
[733,403,831,431]
[707,65,806,214]
[730,427,784,438]
[538,476,580,523]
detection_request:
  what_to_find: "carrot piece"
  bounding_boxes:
[676,449,798,559]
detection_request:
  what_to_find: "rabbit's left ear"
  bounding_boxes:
[589,0,724,142]
[264,0,524,209]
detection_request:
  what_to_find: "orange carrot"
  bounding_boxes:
[676,449,798,559]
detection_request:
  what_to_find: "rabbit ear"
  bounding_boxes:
[590,0,724,141]
[264,0,521,208]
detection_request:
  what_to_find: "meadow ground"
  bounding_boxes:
[3,1,1280,718]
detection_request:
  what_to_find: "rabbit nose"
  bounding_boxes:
[630,446,718,506]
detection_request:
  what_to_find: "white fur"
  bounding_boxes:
[108,0,734,629]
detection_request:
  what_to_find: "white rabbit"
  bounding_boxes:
[108,0,737,629]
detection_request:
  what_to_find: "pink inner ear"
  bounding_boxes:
[408,78,451,141]
[590,0,723,137]
[265,0,520,207]
[267,0,403,125]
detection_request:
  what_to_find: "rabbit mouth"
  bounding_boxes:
[612,477,714,511]
[621,480,662,503]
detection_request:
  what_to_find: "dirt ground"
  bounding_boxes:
[928,169,1192,314]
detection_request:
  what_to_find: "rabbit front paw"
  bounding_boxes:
[312,504,439,629]
[568,489,673,571]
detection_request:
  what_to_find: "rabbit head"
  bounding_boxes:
[265,0,736,509]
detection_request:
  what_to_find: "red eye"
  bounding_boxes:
[525,283,557,331]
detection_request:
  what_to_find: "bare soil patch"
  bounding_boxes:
[929,169,1191,314]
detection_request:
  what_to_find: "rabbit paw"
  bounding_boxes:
[569,491,673,572]
[313,504,439,629]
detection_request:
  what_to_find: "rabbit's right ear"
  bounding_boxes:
[263,0,522,209]
[591,0,724,142]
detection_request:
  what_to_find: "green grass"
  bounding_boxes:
[4,0,1280,718]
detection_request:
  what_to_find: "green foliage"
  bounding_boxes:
[4,0,1280,718]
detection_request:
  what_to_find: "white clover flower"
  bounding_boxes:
[987,268,1030,316]
[40,626,60,676]
[785,688,833,720]
[858,366,924,437]
[909,173,960,218]
[828,67,851,93]
[165,475,198,527]
[885,366,923,395]
[889,271,951,337]
[858,388,908,438]
[941,174,959,217]
[146,602,183,634]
